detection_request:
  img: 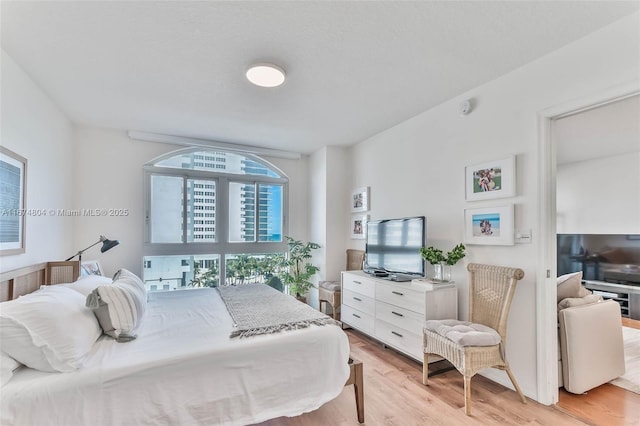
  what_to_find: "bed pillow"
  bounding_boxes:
[1,352,21,386]
[556,271,583,302]
[0,286,102,372]
[61,275,113,297]
[86,269,147,342]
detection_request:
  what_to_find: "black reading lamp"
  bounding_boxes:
[65,235,120,263]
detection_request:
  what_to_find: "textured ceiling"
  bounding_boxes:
[2,1,639,154]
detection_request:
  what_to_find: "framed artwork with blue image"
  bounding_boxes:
[464,204,514,245]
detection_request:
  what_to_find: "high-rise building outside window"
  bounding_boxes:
[143,149,287,292]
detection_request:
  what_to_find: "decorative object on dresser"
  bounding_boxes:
[341,270,457,362]
[319,249,365,320]
[422,263,526,416]
[420,243,466,282]
[0,146,27,255]
[65,235,120,263]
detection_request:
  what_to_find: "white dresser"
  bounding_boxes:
[341,270,458,362]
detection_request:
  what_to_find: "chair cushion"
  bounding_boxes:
[424,319,501,347]
[319,281,341,292]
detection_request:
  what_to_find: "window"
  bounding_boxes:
[144,149,288,292]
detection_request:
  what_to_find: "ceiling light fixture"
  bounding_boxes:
[246,63,286,87]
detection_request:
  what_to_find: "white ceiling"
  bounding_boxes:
[555,94,640,165]
[2,1,639,155]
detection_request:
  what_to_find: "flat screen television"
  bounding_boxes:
[365,216,426,279]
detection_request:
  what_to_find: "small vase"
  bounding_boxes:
[442,264,452,282]
[433,263,443,281]
[433,263,451,282]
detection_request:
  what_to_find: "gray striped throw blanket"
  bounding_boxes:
[217,284,338,338]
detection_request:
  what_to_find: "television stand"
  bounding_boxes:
[341,270,458,363]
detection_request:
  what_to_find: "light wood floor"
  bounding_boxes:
[556,317,640,426]
[259,329,600,426]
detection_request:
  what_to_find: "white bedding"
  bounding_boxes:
[1,288,351,426]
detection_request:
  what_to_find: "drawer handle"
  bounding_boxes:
[391,311,404,317]
[391,291,404,296]
[352,313,361,319]
[353,296,362,302]
[353,280,362,285]
[391,331,403,338]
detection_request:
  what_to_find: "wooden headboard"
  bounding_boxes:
[0,261,80,302]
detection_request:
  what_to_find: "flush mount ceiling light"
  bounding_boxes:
[246,63,286,87]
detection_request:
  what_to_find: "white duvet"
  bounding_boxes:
[1,288,351,426]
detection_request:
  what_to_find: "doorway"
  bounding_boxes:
[537,83,640,406]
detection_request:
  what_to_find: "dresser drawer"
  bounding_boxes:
[376,282,425,314]
[342,305,375,335]
[342,289,375,315]
[375,319,422,360]
[342,273,375,298]
[375,300,424,335]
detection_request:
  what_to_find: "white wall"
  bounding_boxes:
[345,12,640,401]
[308,148,327,308]
[0,50,75,272]
[308,146,349,308]
[72,126,309,278]
[557,152,640,234]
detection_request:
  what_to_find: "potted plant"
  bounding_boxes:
[278,236,321,302]
[420,243,466,282]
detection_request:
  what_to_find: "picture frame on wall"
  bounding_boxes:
[464,204,514,246]
[465,155,516,201]
[0,146,27,255]
[351,215,368,239]
[351,186,370,213]
[81,260,104,276]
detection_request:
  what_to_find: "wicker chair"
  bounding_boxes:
[422,263,526,415]
[319,249,365,320]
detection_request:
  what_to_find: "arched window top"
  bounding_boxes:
[153,149,282,178]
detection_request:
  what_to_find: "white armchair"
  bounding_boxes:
[558,299,625,394]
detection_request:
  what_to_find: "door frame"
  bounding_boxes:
[536,80,639,405]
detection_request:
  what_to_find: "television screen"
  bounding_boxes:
[365,216,426,277]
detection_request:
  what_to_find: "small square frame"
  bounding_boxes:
[81,260,104,276]
[465,155,516,201]
[464,204,514,246]
[351,187,370,213]
[351,214,368,239]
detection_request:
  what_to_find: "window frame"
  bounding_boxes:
[143,149,289,280]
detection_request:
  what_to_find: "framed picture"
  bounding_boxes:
[464,205,514,246]
[351,186,370,212]
[465,155,516,201]
[0,147,27,255]
[351,214,368,239]
[81,260,103,276]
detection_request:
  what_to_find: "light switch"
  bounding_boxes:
[515,229,532,244]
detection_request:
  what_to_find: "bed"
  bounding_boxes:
[0,262,354,426]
